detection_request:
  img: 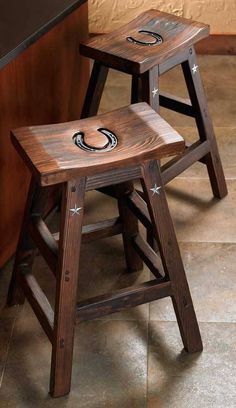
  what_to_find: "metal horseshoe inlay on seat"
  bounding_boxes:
[73,128,118,152]
[126,30,163,46]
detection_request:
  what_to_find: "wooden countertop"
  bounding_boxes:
[0,0,86,70]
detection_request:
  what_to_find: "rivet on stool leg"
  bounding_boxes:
[141,160,203,353]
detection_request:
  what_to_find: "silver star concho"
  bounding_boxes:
[150,184,162,196]
[152,87,158,98]
[69,205,82,216]
[192,64,198,74]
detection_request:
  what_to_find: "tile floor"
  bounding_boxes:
[0,55,236,407]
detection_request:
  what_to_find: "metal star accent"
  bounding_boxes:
[152,87,158,98]
[69,205,82,216]
[150,184,162,195]
[192,64,198,74]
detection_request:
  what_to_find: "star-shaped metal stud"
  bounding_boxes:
[152,87,158,98]
[150,184,162,195]
[69,205,82,216]
[192,64,198,74]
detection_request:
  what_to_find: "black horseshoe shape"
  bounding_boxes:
[73,128,118,152]
[127,30,163,46]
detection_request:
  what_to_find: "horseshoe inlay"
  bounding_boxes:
[126,30,163,46]
[73,128,118,153]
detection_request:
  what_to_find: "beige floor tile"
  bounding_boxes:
[147,321,236,408]
[165,178,236,243]
[1,317,148,408]
[150,242,236,323]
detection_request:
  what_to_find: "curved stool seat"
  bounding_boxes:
[8,103,202,397]
[12,103,184,186]
[80,9,209,75]
[80,9,227,200]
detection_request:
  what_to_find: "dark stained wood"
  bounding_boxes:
[50,178,86,397]
[53,218,123,244]
[161,140,210,184]
[7,179,36,307]
[126,191,151,231]
[77,280,172,321]
[79,10,227,204]
[141,160,202,353]
[116,182,143,272]
[86,166,141,191]
[81,217,123,243]
[140,65,159,112]
[0,2,89,267]
[19,270,54,343]
[80,61,109,118]
[159,92,194,117]
[80,9,209,75]
[8,103,202,397]
[29,217,58,275]
[11,103,184,186]
[132,234,164,279]
[182,48,228,198]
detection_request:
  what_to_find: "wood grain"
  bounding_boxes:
[11,103,185,186]
[80,9,209,74]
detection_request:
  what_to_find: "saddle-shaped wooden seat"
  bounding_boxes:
[80,9,209,74]
[12,102,184,186]
[80,9,227,200]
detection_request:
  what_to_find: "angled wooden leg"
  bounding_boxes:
[140,65,159,112]
[131,75,142,104]
[80,61,109,119]
[7,180,48,306]
[50,178,86,397]
[141,160,203,353]
[116,182,143,272]
[182,47,227,199]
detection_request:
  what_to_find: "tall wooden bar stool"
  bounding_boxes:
[80,9,227,199]
[7,103,202,397]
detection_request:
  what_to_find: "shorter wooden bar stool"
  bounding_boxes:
[7,103,202,397]
[80,9,227,199]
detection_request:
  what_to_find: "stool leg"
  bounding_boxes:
[140,65,159,112]
[7,180,48,306]
[50,178,86,397]
[131,75,141,104]
[182,48,227,199]
[116,182,143,272]
[80,61,109,119]
[141,160,203,353]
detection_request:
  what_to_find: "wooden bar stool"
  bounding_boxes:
[80,9,227,199]
[7,103,202,397]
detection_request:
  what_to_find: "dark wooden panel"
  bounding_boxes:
[0,3,89,267]
[0,0,86,69]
